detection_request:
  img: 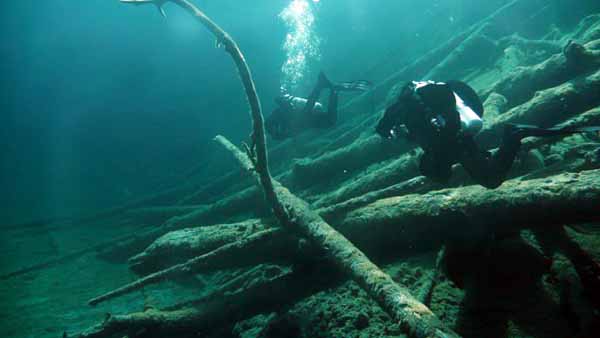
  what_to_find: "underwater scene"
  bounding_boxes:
[2,0,600,337]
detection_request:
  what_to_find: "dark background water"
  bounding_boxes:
[1,0,598,224]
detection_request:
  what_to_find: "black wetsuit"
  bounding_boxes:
[266,79,338,140]
[376,81,522,189]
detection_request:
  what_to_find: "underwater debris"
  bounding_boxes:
[88,168,600,308]
[110,1,458,337]
[478,68,600,147]
[7,1,595,338]
[487,38,600,108]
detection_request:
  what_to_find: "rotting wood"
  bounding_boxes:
[79,264,317,338]
[88,228,290,306]
[484,39,600,108]
[216,135,457,338]
[90,168,600,307]
[478,67,600,147]
[117,2,458,337]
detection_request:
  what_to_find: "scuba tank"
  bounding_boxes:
[280,94,324,113]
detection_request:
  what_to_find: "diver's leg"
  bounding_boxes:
[419,150,453,184]
[325,88,339,127]
[459,131,522,189]
[303,71,331,115]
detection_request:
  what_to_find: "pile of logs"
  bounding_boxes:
[4,1,599,337]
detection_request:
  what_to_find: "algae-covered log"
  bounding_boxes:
[479,67,600,147]
[125,205,201,225]
[486,39,600,108]
[424,24,499,81]
[165,185,267,228]
[291,134,409,189]
[128,219,277,273]
[88,228,293,306]
[341,0,531,115]
[313,152,421,208]
[80,264,310,338]
[521,106,600,151]
[216,135,457,338]
[482,92,508,120]
[120,2,456,337]
[338,169,600,253]
[129,167,600,281]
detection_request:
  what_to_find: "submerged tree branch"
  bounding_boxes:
[216,135,457,338]
[119,2,456,337]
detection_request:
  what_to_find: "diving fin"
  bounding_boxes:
[317,71,333,89]
[119,0,167,18]
[156,2,167,18]
[333,80,372,92]
[509,123,600,138]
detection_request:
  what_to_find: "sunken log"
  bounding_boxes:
[479,67,600,147]
[88,228,295,306]
[482,92,508,120]
[337,169,600,255]
[121,1,457,336]
[128,218,279,273]
[80,264,311,338]
[117,168,600,299]
[485,39,600,108]
[312,152,421,208]
[125,205,202,225]
[291,134,409,189]
[341,0,534,116]
[215,135,458,338]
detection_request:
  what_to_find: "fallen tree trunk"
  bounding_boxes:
[479,67,600,147]
[216,135,457,337]
[125,205,202,225]
[534,226,600,310]
[482,92,508,120]
[176,170,245,205]
[88,228,295,306]
[568,14,600,43]
[521,106,600,151]
[313,152,421,208]
[68,102,600,271]
[127,218,279,273]
[417,246,447,307]
[291,134,410,189]
[147,26,600,238]
[497,33,562,55]
[120,2,457,337]
[0,231,141,280]
[340,0,530,116]
[424,24,499,81]
[99,168,600,305]
[484,39,600,108]
[165,185,268,229]
[337,169,600,254]
[79,264,321,338]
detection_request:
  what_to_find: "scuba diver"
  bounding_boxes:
[376,80,600,189]
[266,71,371,140]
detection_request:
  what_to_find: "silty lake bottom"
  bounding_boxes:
[1,0,600,337]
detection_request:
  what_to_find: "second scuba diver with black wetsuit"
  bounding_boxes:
[376,80,600,189]
[266,71,371,140]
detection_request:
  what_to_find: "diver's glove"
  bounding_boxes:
[376,121,409,140]
[376,116,395,139]
[430,114,447,132]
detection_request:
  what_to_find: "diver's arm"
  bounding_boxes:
[376,100,406,139]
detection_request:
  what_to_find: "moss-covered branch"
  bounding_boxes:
[88,228,287,306]
[216,135,457,338]
[485,39,600,108]
[80,264,304,338]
